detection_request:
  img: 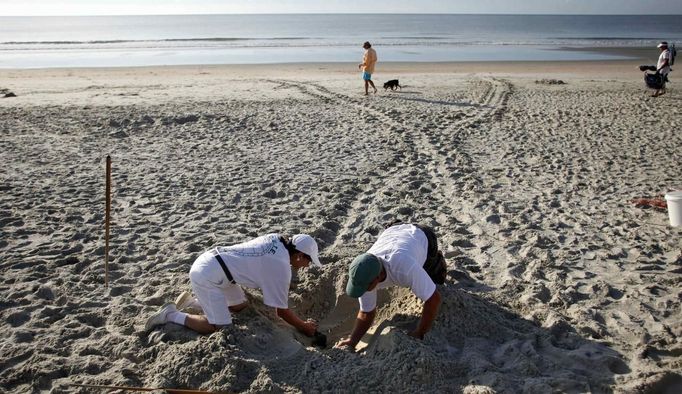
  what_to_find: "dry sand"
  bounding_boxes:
[1,60,681,393]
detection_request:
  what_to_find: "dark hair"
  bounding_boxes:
[280,236,312,261]
[279,236,297,255]
[363,41,371,48]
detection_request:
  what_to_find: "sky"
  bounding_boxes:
[1,0,682,16]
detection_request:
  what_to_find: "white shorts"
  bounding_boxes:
[189,251,247,325]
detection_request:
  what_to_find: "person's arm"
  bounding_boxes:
[276,308,317,336]
[658,59,669,72]
[337,309,376,349]
[658,52,670,72]
[408,289,441,339]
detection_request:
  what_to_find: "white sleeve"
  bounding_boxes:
[409,265,436,302]
[358,289,377,312]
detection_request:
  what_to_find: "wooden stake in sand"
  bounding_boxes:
[105,155,111,288]
[71,383,225,393]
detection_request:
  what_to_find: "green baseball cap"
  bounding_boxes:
[346,253,382,298]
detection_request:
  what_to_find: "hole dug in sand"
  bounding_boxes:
[285,260,631,392]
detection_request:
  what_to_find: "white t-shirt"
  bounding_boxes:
[358,224,436,312]
[658,49,671,75]
[217,234,291,309]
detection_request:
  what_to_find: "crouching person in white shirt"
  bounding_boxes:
[336,223,446,350]
[145,233,322,337]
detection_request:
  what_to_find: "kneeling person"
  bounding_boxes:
[146,233,322,337]
[337,223,446,350]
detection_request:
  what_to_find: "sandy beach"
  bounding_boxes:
[1,60,681,393]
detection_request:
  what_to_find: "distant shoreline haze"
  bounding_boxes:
[1,14,679,68]
[3,12,682,16]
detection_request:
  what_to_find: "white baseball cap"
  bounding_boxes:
[658,42,668,48]
[292,234,322,267]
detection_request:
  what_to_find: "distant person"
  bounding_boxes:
[653,41,673,97]
[335,223,447,350]
[359,41,378,95]
[145,233,322,337]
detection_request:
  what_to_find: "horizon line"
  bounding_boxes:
[3,12,682,17]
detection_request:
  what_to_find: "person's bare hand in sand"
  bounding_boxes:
[334,337,359,352]
[301,318,319,336]
[276,310,319,337]
[334,308,377,351]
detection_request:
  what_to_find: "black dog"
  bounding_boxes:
[383,79,401,91]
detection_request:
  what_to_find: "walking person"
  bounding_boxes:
[653,41,673,97]
[145,233,322,337]
[335,222,447,350]
[359,41,378,95]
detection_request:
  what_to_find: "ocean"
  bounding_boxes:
[1,14,681,68]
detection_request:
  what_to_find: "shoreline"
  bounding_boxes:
[0,45,660,75]
[0,58,657,107]
[0,57,655,76]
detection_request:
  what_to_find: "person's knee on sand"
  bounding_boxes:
[183,314,230,335]
[229,301,249,313]
[172,298,247,334]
